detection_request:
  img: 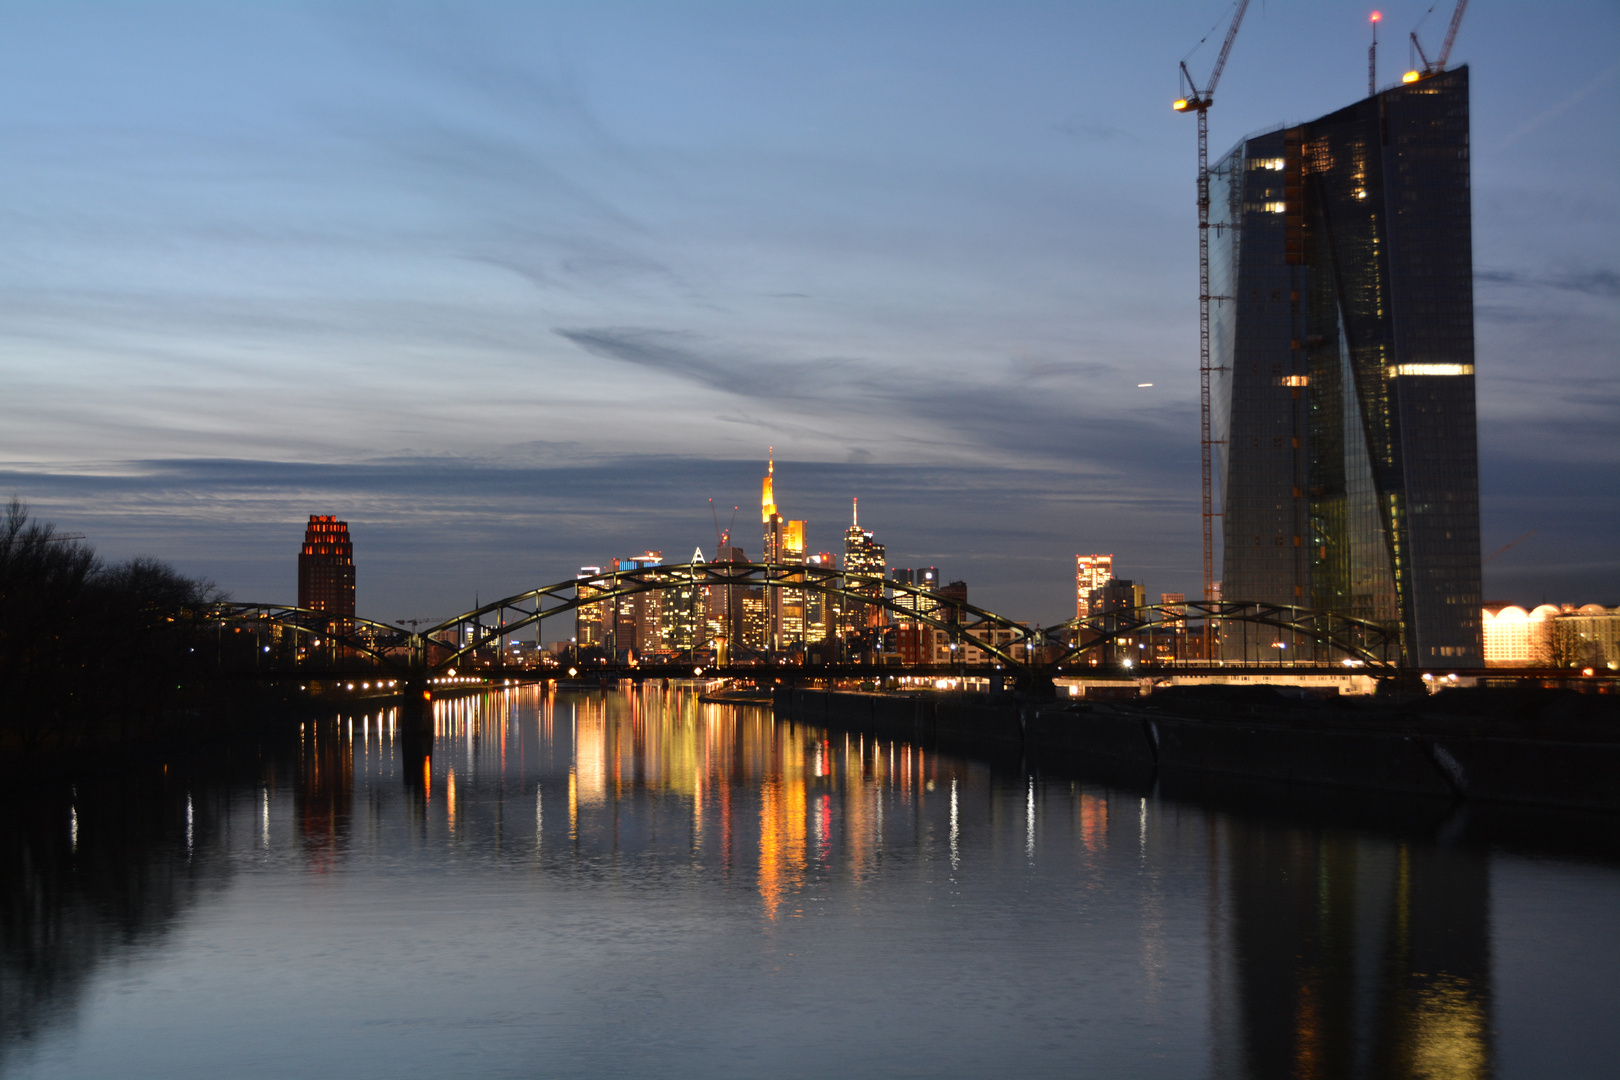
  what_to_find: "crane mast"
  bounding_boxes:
[1174,0,1250,651]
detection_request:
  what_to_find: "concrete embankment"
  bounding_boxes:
[773,686,1620,814]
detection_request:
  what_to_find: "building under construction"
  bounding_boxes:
[1209,66,1483,665]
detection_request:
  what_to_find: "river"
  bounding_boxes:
[3,685,1617,1078]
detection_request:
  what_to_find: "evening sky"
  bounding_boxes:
[1,1,1615,626]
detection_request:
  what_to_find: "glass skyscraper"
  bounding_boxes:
[1211,66,1482,665]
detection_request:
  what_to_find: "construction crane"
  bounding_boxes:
[1407,0,1470,80]
[1483,530,1537,566]
[1174,0,1250,625]
[709,499,739,552]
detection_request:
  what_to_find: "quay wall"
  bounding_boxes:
[773,688,1620,813]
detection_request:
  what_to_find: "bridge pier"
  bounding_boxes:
[399,674,433,733]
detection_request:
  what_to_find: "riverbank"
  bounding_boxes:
[774,684,1620,814]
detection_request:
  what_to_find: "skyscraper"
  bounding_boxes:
[760,450,809,649]
[842,499,886,633]
[706,545,750,660]
[1075,555,1114,620]
[1210,66,1483,664]
[805,551,836,644]
[575,566,608,648]
[610,551,664,655]
[892,567,941,621]
[663,547,708,653]
[298,515,355,623]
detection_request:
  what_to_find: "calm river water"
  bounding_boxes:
[3,685,1618,1079]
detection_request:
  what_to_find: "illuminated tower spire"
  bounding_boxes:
[761,447,776,522]
[852,497,858,528]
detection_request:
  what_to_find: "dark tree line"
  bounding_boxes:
[0,501,225,746]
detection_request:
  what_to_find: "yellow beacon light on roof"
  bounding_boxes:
[1403,70,1422,83]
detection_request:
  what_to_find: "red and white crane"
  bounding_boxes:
[1173,0,1250,622]
[1408,0,1470,79]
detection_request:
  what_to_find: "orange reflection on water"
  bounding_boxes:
[297,718,353,873]
[757,750,807,920]
[1079,793,1108,854]
[552,687,979,918]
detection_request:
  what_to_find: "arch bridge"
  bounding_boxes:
[206,561,1402,680]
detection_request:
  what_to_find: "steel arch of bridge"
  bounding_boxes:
[1047,601,1401,670]
[207,565,1032,672]
[202,604,414,668]
[208,564,1402,674]
[419,562,1036,670]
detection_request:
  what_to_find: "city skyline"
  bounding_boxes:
[0,2,1614,625]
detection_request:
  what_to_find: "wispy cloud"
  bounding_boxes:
[553,325,1188,476]
[1477,268,1620,298]
[1498,61,1620,150]
[554,327,806,399]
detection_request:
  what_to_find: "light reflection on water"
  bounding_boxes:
[2,684,1618,1079]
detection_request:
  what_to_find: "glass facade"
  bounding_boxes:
[1212,67,1483,665]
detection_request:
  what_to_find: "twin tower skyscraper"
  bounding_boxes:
[1211,65,1483,665]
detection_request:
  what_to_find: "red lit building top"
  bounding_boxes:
[298,515,355,617]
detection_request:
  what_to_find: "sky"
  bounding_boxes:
[0,0,1616,629]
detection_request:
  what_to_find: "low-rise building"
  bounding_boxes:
[1482,603,1620,669]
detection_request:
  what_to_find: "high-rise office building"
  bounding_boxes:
[1075,555,1114,619]
[1210,67,1483,664]
[576,566,608,648]
[1089,579,1145,617]
[740,587,768,650]
[761,451,809,649]
[609,551,664,655]
[842,499,887,632]
[298,515,355,623]
[892,567,942,621]
[805,551,836,644]
[663,547,709,653]
[706,545,750,660]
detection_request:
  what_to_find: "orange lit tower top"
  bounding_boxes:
[761,447,776,523]
[298,515,355,618]
[761,448,804,564]
[760,449,809,648]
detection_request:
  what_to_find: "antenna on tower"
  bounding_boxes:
[1369,11,1381,96]
[852,497,859,528]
